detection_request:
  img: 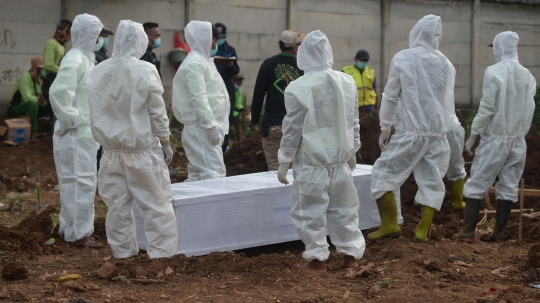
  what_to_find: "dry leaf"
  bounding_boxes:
[343,290,350,299]
[165,267,174,275]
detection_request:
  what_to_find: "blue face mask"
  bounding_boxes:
[217,38,226,46]
[234,84,240,91]
[152,38,161,49]
[356,61,367,70]
[102,37,109,48]
[39,69,46,78]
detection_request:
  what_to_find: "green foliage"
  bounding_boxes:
[456,109,477,137]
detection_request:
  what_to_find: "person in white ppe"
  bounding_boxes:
[457,31,536,243]
[50,13,104,248]
[369,15,455,243]
[446,116,467,210]
[277,30,365,273]
[86,20,178,259]
[172,21,230,181]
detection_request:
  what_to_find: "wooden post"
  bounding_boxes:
[518,178,525,244]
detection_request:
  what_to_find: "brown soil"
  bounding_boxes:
[1,261,29,280]
[224,134,267,176]
[527,243,540,268]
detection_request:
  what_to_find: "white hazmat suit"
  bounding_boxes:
[370,15,455,211]
[50,13,102,242]
[172,21,229,181]
[447,116,466,182]
[86,20,178,259]
[463,31,536,202]
[277,31,365,262]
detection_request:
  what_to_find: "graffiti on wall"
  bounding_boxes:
[0,67,23,85]
[0,29,16,49]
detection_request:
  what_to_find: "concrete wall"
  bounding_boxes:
[1,0,539,117]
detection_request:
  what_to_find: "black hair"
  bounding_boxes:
[279,41,294,52]
[59,19,72,26]
[143,22,159,33]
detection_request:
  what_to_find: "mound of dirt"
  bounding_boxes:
[1,261,28,280]
[0,205,55,255]
[224,135,267,176]
[358,112,382,165]
[527,243,540,268]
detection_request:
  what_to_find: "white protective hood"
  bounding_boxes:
[492,31,519,63]
[185,20,212,59]
[297,30,333,73]
[378,14,455,135]
[409,14,442,50]
[71,13,102,60]
[111,20,148,59]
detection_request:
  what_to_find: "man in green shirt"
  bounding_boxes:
[42,19,72,131]
[8,56,50,140]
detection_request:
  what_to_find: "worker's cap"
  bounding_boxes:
[31,56,44,69]
[100,27,114,36]
[233,73,244,80]
[280,29,301,47]
[355,49,370,61]
[215,23,227,39]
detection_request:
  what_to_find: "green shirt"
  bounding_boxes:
[11,71,42,104]
[43,38,65,74]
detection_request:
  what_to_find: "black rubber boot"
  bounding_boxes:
[480,199,513,242]
[456,198,482,243]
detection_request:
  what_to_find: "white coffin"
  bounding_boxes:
[134,164,403,257]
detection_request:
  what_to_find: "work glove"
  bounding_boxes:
[379,130,391,152]
[347,154,357,171]
[206,126,222,147]
[277,163,290,185]
[465,133,478,156]
[54,128,71,136]
[161,139,173,166]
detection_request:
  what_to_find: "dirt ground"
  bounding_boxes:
[1,114,540,302]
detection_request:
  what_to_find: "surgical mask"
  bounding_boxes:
[217,38,226,46]
[356,61,367,70]
[93,37,104,52]
[210,42,218,57]
[39,69,46,78]
[152,38,161,49]
[234,84,240,91]
[102,37,109,47]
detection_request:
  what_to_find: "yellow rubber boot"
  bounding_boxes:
[367,191,401,241]
[451,179,466,210]
[414,205,436,242]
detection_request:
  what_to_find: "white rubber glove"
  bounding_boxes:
[347,154,356,171]
[379,130,391,152]
[161,139,173,166]
[465,133,477,156]
[207,126,222,147]
[277,163,290,185]
[54,128,71,136]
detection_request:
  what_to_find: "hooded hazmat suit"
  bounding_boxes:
[50,14,102,242]
[370,15,455,211]
[447,116,466,182]
[172,21,230,181]
[278,30,365,262]
[86,20,178,259]
[463,31,536,202]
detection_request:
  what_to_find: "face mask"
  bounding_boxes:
[102,37,109,48]
[356,61,367,70]
[234,84,240,91]
[152,38,161,49]
[210,41,218,57]
[93,37,104,52]
[217,38,226,46]
[39,69,46,78]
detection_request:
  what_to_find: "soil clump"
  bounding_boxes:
[224,135,267,176]
[1,261,28,280]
